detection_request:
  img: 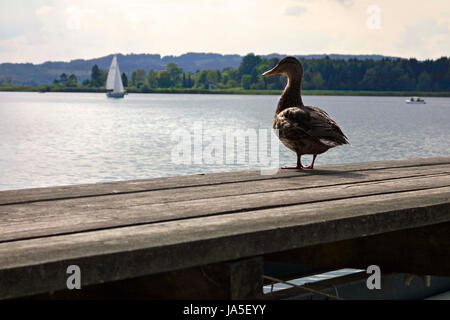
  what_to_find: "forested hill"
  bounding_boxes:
[0,52,397,85]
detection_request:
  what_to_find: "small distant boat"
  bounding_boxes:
[106,55,125,98]
[406,97,426,104]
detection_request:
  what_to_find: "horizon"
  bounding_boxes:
[0,51,430,66]
[1,0,449,64]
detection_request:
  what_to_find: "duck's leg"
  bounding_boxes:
[282,154,303,169]
[303,154,317,169]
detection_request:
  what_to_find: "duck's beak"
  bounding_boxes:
[262,65,280,77]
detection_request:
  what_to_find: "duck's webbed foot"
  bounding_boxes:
[281,154,304,169]
[303,154,317,170]
[282,165,304,170]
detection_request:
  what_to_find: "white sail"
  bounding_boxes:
[106,55,124,93]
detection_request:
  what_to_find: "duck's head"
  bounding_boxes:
[262,56,303,78]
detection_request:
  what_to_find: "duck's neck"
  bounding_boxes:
[276,74,303,115]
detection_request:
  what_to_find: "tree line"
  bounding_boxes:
[27,54,450,92]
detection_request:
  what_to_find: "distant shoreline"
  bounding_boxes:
[0,87,449,97]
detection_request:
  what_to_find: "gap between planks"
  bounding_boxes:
[1,156,449,206]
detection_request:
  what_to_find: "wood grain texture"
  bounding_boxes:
[1,156,448,205]
[0,187,449,299]
[1,163,449,243]
[0,156,449,299]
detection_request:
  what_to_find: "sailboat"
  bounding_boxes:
[106,55,125,98]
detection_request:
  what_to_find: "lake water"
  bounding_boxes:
[0,92,449,191]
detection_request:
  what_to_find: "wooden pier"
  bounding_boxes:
[0,156,449,299]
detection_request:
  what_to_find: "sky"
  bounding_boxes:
[0,0,449,63]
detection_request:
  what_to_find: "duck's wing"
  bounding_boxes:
[304,106,349,146]
[276,106,349,147]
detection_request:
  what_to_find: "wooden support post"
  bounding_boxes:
[137,256,264,299]
[29,257,264,300]
[266,222,450,277]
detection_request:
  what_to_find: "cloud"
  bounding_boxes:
[335,0,354,7]
[291,0,354,7]
[398,18,450,58]
[35,5,54,15]
[0,0,449,63]
[282,5,307,17]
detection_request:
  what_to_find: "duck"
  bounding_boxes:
[262,57,349,169]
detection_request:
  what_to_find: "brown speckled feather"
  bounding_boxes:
[273,105,349,155]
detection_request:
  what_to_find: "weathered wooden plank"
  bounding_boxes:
[266,222,450,276]
[9,163,449,210]
[1,156,449,205]
[0,187,448,299]
[1,171,448,242]
[1,157,449,299]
